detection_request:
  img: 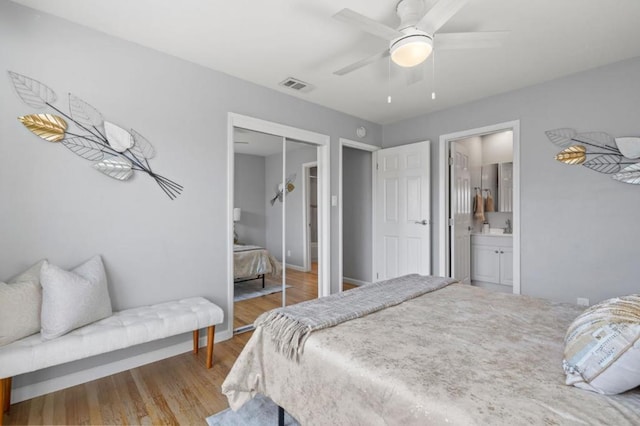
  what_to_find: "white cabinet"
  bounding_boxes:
[471,235,513,286]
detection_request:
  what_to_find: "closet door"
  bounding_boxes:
[284,138,319,305]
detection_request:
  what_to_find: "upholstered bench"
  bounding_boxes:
[0,297,224,425]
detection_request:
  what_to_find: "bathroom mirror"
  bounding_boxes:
[481,162,513,212]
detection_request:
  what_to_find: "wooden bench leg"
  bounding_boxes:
[1,376,11,425]
[193,329,199,355]
[3,377,9,414]
[206,325,215,369]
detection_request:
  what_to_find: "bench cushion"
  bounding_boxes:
[0,297,224,378]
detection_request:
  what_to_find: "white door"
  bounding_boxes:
[450,142,472,282]
[374,141,430,281]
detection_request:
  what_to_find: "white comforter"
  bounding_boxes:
[223,284,640,425]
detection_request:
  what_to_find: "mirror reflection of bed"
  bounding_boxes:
[233,129,326,333]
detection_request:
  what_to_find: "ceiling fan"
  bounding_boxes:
[333,0,507,76]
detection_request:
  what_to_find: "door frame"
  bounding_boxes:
[301,161,317,272]
[227,113,331,335]
[437,120,521,294]
[338,138,379,292]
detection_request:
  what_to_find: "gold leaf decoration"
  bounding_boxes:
[18,114,67,142]
[555,145,586,165]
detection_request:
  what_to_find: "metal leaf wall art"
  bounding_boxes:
[8,70,182,199]
[555,145,586,165]
[17,113,67,142]
[545,128,640,185]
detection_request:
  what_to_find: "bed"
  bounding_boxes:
[222,279,640,425]
[234,244,281,288]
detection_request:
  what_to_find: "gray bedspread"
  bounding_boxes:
[233,244,281,279]
[256,274,456,360]
[222,283,640,425]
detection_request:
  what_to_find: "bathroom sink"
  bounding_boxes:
[489,228,504,235]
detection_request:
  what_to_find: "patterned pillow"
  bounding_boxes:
[40,255,113,340]
[0,260,46,346]
[563,295,640,394]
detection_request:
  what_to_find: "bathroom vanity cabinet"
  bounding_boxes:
[471,234,513,289]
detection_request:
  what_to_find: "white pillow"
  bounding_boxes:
[0,260,46,347]
[563,294,640,394]
[40,255,113,340]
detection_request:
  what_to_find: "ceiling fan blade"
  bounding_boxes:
[417,0,470,35]
[334,49,390,76]
[333,8,403,41]
[435,31,508,50]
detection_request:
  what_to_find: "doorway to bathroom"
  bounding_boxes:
[438,121,521,294]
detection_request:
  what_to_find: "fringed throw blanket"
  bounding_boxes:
[255,274,456,361]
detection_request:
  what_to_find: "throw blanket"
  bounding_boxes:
[255,274,456,361]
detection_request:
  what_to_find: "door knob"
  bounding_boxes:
[414,220,429,225]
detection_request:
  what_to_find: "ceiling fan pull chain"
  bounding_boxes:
[387,57,392,104]
[431,48,437,100]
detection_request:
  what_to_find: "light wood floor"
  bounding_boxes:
[4,267,356,425]
[234,263,323,329]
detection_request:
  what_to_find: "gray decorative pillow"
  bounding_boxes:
[40,255,113,340]
[563,294,640,394]
[0,260,46,347]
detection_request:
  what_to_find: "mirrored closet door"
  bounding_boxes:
[232,129,320,333]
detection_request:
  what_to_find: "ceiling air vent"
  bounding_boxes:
[279,77,315,93]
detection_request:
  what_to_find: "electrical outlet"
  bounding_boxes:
[577,297,590,307]
[287,250,291,257]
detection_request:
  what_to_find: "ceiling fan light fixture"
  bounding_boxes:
[390,31,433,68]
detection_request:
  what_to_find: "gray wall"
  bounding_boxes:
[0,1,381,390]
[342,147,373,283]
[383,56,640,305]
[265,144,317,268]
[234,154,266,247]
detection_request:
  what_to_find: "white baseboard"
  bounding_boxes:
[343,277,371,287]
[285,263,306,272]
[471,281,513,294]
[11,329,232,404]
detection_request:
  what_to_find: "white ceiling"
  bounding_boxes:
[234,128,286,157]
[234,128,315,157]
[13,0,640,125]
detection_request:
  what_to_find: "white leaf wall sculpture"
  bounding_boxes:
[615,137,640,160]
[8,71,57,109]
[545,128,577,148]
[104,121,134,152]
[93,156,133,180]
[130,129,156,159]
[574,132,617,150]
[69,94,104,128]
[612,163,640,185]
[545,128,640,186]
[582,154,626,174]
[8,70,182,199]
[62,136,106,162]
